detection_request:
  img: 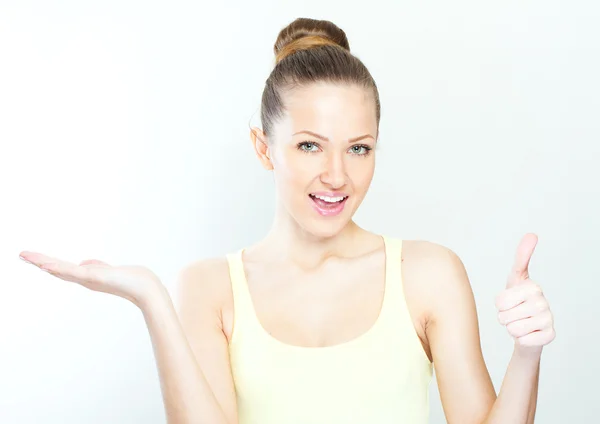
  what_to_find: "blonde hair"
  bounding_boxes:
[275,34,343,65]
[260,18,380,137]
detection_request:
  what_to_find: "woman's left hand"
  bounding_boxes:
[495,233,556,353]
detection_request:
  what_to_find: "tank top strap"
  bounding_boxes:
[383,235,404,295]
[226,249,258,336]
[378,235,407,325]
[381,236,431,365]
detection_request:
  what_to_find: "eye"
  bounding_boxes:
[297,141,320,153]
[349,144,372,156]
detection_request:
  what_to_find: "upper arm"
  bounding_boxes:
[175,258,238,424]
[418,242,497,424]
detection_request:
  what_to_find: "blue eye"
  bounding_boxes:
[350,144,372,156]
[297,141,319,153]
[296,142,372,156]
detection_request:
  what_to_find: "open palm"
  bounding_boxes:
[19,251,162,306]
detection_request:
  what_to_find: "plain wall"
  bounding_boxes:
[1,0,598,422]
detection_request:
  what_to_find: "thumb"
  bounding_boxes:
[507,233,538,288]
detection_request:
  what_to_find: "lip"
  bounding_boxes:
[308,193,349,217]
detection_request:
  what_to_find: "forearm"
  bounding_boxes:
[527,360,540,424]
[482,345,542,424]
[138,285,230,424]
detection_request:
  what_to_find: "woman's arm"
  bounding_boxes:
[18,252,237,424]
[411,242,496,423]
[482,346,541,424]
[407,238,553,424]
[528,363,540,423]
[485,234,554,423]
[141,260,238,424]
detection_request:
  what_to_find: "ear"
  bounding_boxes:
[250,126,273,170]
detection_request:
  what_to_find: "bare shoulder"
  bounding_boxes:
[402,239,470,290]
[402,239,474,322]
[402,239,466,275]
[177,257,231,292]
[401,240,472,345]
[174,257,233,326]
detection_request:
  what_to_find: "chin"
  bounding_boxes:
[284,196,361,239]
[301,216,352,239]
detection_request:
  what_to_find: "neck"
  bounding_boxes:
[253,207,371,270]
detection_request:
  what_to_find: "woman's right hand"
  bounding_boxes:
[19,251,164,307]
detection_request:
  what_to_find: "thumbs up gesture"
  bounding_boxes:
[495,234,556,352]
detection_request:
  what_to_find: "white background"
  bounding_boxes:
[1,0,598,422]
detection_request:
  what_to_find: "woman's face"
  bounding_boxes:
[256,82,378,238]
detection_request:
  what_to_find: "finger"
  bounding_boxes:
[40,261,97,284]
[19,251,40,264]
[20,251,70,269]
[497,300,538,325]
[495,283,543,312]
[497,293,549,324]
[516,328,556,347]
[507,233,538,287]
[505,311,553,338]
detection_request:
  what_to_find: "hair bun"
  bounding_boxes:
[274,18,350,64]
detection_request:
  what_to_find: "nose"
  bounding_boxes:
[320,152,347,189]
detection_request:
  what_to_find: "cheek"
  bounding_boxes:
[348,159,375,188]
[273,151,317,188]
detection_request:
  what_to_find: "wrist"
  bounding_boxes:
[513,343,543,361]
[132,281,170,311]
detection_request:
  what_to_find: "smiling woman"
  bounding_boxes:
[19,16,555,424]
[294,129,373,216]
[251,80,380,239]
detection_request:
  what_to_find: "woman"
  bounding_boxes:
[19,17,555,424]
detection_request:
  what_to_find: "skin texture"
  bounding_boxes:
[19,82,555,424]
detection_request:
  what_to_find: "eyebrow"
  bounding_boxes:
[292,130,375,143]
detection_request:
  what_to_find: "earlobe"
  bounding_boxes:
[250,126,273,170]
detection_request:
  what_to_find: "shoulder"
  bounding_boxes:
[401,239,466,275]
[174,256,232,319]
[177,257,231,286]
[401,239,473,320]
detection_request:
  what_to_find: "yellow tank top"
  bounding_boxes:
[225,236,433,424]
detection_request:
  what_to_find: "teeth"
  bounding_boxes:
[312,195,346,203]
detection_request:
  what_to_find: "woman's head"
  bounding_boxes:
[251,18,381,239]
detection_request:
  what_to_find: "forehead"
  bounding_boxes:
[275,82,377,140]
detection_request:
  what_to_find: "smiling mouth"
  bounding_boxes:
[308,194,349,216]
